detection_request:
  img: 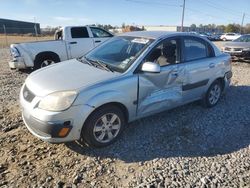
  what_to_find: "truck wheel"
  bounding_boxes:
[34,54,60,70]
[81,105,125,148]
[203,80,222,108]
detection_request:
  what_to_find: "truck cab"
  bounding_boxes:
[9,26,113,70]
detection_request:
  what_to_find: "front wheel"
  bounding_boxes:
[203,80,222,108]
[81,105,125,148]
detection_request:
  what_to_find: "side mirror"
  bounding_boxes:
[141,62,160,73]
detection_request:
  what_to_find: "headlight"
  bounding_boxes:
[10,47,20,57]
[38,91,78,111]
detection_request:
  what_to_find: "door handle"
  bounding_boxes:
[172,73,178,77]
[69,41,77,44]
[209,63,215,68]
[172,71,179,77]
[95,40,101,43]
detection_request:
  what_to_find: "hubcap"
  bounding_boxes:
[208,84,221,105]
[41,59,55,67]
[93,113,121,143]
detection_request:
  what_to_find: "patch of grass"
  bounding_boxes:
[0,35,53,48]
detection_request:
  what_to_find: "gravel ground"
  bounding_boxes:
[0,43,250,187]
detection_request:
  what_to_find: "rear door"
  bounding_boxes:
[137,37,185,116]
[181,36,216,103]
[68,27,95,58]
[89,27,113,47]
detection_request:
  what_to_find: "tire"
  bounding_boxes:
[203,80,222,108]
[81,105,125,148]
[34,53,60,70]
[222,38,227,41]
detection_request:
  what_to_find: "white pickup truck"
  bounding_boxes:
[9,26,113,70]
[220,33,241,41]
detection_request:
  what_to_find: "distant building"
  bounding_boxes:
[144,25,190,32]
[0,18,41,34]
[144,25,223,33]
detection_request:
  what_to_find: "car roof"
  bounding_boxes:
[119,31,195,39]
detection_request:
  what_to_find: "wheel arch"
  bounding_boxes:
[87,102,129,124]
[215,77,225,91]
[34,51,60,63]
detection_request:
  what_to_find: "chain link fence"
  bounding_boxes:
[0,25,53,48]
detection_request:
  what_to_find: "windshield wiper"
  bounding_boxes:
[77,56,93,67]
[92,59,114,72]
[78,56,114,72]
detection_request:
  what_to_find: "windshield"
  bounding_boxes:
[84,36,154,73]
[233,35,250,42]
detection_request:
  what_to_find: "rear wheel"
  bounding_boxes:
[81,105,125,148]
[203,80,222,108]
[34,54,60,70]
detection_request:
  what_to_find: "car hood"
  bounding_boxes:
[25,59,120,97]
[223,42,250,48]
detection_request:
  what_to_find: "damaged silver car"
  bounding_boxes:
[20,31,232,147]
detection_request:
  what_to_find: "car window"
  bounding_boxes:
[234,35,250,42]
[184,38,208,61]
[145,38,180,67]
[71,27,89,38]
[90,27,113,38]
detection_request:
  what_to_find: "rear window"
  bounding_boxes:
[184,39,207,61]
[71,27,89,38]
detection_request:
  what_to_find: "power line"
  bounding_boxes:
[185,7,237,24]
[200,0,250,20]
[125,0,181,7]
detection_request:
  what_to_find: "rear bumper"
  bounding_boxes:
[223,71,232,92]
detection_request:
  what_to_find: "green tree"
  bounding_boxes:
[225,24,240,33]
[190,24,196,31]
[122,23,126,29]
[245,23,250,34]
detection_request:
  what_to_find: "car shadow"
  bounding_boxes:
[66,85,250,162]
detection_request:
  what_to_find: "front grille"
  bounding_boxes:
[225,47,242,52]
[23,85,35,102]
[233,48,243,51]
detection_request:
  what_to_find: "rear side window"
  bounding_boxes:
[90,27,113,38]
[71,27,89,38]
[184,39,208,61]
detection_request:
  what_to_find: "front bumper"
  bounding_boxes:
[22,112,72,141]
[223,50,250,59]
[20,85,94,143]
[9,57,26,69]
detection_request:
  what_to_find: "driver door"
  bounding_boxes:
[137,37,185,116]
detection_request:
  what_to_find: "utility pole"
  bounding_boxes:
[240,13,245,34]
[181,0,186,32]
[3,24,8,47]
[34,17,38,41]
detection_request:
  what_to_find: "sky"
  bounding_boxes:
[0,0,250,28]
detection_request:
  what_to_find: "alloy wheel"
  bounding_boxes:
[93,113,121,143]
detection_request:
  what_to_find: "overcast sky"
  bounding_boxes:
[0,0,250,27]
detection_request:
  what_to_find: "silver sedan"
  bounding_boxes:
[20,31,232,147]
